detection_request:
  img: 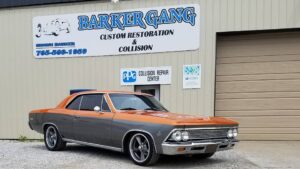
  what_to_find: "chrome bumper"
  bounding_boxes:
[161,139,237,155]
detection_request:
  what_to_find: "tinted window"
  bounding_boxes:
[109,94,167,111]
[80,94,103,111]
[66,96,82,110]
[102,97,110,112]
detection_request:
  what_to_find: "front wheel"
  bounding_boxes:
[128,133,159,166]
[44,125,66,151]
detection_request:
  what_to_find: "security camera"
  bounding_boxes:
[111,0,119,3]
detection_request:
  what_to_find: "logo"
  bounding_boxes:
[184,65,200,76]
[35,18,71,38]
[122,70,137,83]
[78,7,197,31]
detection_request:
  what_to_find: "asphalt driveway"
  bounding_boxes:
[0,140,299,169]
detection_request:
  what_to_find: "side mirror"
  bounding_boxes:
[94,106,101,112]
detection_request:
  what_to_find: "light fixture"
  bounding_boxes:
[233,128,238,137]
[111,0,119,3]
[181,131,189,141]
[171,131,182,141]
[227,129,233,138]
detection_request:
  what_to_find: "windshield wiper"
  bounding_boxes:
[120,107,137,110]
[144,107,161,111]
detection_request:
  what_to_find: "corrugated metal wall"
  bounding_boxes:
[0,0,299,138]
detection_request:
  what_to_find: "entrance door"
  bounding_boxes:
[135,85,160,100]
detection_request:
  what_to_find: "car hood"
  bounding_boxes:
[118,110,238,126]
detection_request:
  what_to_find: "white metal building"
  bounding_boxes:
[0,0,299,140]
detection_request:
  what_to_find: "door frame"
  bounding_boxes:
[134,85,160,100]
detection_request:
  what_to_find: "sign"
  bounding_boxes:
[32,4,200,58]
[121,66,171,85]
[183,64,201,89]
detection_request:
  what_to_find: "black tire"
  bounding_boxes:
[193,152,215,159]
[44,125,66,151]
[128,133,159,166]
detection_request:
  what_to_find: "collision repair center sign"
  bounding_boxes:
[121,66,171,85]
[32,4,200,58]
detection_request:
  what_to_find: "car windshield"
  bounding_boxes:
[109,94,168,111]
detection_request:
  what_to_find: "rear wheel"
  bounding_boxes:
[128,133,159,166]
[44,125,66,151]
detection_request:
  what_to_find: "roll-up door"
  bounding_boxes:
[215,31,300,140]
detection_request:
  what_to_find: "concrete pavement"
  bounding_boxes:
[0,141,299,169]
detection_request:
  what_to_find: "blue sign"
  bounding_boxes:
[122,70,137,83]
[78,7,197,31]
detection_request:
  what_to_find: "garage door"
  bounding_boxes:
[215,31,300,140]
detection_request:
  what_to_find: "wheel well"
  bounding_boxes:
[43,124,50,133]
[122,131,155,154]
[123,131,136,154]
[43,123,57,133]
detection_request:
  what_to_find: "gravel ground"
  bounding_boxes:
[0,140,299,169]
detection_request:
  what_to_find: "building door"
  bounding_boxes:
[215,31,300,140]
[135,85,160,100]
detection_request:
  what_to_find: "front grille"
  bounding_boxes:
[188,128,228,140]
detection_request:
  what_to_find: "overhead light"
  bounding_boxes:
[111,0,119,3]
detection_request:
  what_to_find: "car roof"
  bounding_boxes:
[72,90,153,97]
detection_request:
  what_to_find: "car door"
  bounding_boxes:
[58,95,83,140]
[73,93,114,146]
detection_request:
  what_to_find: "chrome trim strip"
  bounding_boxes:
[62,138,122,152]
[121,129,157,153]
[42,122,60,131]
[161,140,237,155]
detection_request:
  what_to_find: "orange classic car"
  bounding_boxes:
[29,90,239,166]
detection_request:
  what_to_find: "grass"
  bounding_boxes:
[17,135,29,142]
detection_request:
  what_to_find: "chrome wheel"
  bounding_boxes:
[129,133,150,163]
[45,126,57,149]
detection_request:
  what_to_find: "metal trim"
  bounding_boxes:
[101,94,112,112]
[161,140,237,155]
[0,0,100,9]
[121,129,158,153]
[62,138,122,152]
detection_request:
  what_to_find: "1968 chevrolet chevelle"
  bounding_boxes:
[29,90,238,166]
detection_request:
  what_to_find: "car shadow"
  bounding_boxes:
[154,155,226,168]
[31,143,226,168]
[31,143,131,164]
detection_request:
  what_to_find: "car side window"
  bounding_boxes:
[101,97,111,112]
[80,94,103,111]
[66,96,82,110]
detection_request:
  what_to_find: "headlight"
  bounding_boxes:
[227,129,233,138]
[171,131,182,141]
[233,128,238,137]
[181,131,189,141]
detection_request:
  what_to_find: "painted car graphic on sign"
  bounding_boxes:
[35,18,70,38]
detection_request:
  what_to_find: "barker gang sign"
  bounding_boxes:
[32,4,200,58]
